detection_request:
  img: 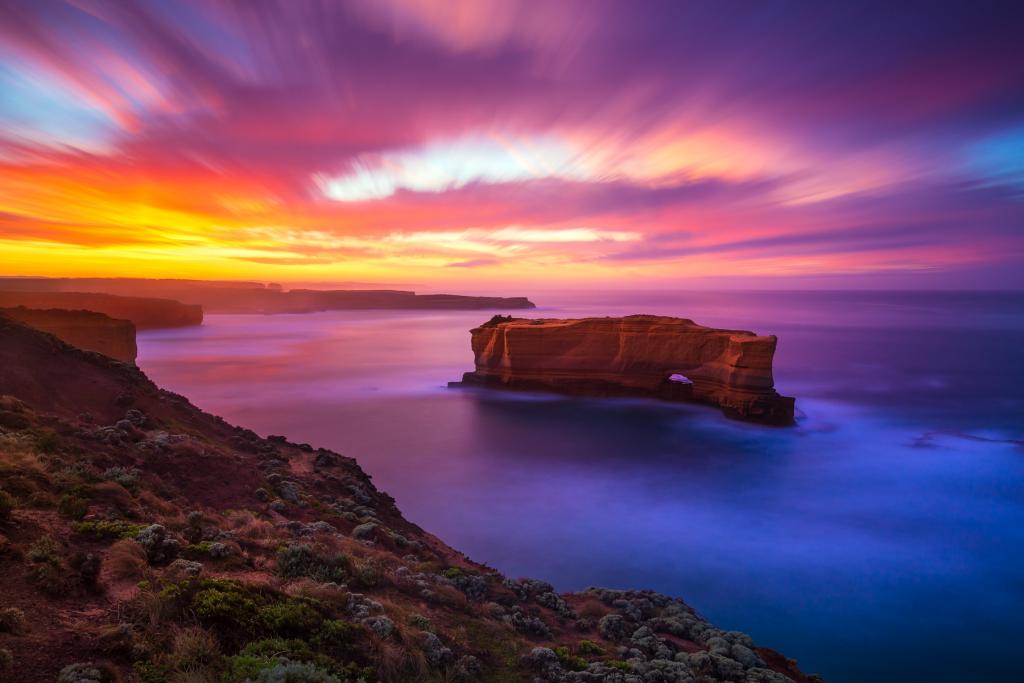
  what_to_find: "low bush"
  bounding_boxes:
[58,492,89,520]
[169,626,222,672]
[277,544,351,584]
[248,660,344,683]
[578,639,606,656]
[554,646,588,672]
[101,466,140,493]
[72,519,147,540]
[0,648,12,675]
[258,601,323,638]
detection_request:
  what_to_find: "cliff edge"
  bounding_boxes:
[452,314,796,424]
[0,291,202,330]
[0,316,818,682]
[0,307,137,364]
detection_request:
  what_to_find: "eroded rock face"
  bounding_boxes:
[452,314,795,424]
[0,307,137,363]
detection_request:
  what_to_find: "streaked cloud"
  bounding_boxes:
[0,0,1020,287]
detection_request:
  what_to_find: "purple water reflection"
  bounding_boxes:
[138,291,1024,683]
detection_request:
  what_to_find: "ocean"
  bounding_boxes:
[137,290,1024,683]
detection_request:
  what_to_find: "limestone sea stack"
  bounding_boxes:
[451,314,796,424]
[0,306,137,363]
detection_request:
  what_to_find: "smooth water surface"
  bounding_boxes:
[137,290,1024,683]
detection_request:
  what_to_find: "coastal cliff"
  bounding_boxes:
[0,291,202,329]
[0,278,535,313]
[453,314,796,424]
[0,307,137,363]
[0,316,818,682]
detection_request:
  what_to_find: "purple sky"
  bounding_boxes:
[0,0,1022,288]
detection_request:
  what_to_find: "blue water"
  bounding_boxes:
[137,290,1024,683]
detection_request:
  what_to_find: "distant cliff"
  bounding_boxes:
[0,278,535,313]
[452,314,796,424]
[0,291,202,330]
[0,307,136,363]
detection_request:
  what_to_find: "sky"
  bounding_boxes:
[0,0,1022,290]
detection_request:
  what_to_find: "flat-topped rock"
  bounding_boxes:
[0,306,137,363]
[451,314,795,424]
[0,291,202,329]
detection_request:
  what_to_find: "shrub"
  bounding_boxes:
[0,489,14,522]
[69,552,102,590]
[0,648,11,674]
[57,662,117,683]
[58,492,89,520]
[276,545,350,584]
[101,466,140,494]
[131,662,170,683]
[578,639,606,656]
[73,519,147,540]
[0,607,27,635]
[26,536,67,595]
[248,660,342,683]
[554,646,588,672]
[407,613,431,630]
[259,601,322,638]
[191,583,262,634]
[169,626,222,671]
[135,524,180,565]
[221,655,283,683]
[311,619,360,656]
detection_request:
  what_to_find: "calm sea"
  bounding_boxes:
[137,290,1024,683]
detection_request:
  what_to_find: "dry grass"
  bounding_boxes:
[575,598,608,620]
[104,538,149,582]
[138,489,179,516]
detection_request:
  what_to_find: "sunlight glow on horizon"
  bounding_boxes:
[0,0,1021,289]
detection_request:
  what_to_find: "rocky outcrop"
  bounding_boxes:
[0,307,137,363]
[451,314,796,424]
[0,291,202,329]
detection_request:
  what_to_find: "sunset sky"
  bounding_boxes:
[1,0,1022,289]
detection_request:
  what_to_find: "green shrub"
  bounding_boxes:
[259,601,322,638]
[407,613,431,630]
[554,646,587,672]
[27,535,61,564]
[247,660,342,683]
[131,661,170,683]
[222,654,284,683]
[441,567,465,580]
[276,544,350,584]
[58,493,89,520]
[0,489,14,522]
[26,537,67,595]
[241,639,315,660]
[102,466,140,493]
[192,584,262,633]
[72,519,146,540]
[312,619,360,656]
[607,659,630,671]
[578,639,606,656]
